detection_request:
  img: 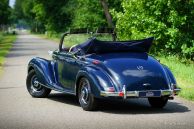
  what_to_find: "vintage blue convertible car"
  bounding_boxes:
[26,31,180,111]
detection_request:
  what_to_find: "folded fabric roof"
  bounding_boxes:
[76,37,154,54]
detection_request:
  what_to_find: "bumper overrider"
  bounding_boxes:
[100,88,181,99]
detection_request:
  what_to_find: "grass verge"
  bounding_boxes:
[0,32,17,73]
[37,33,60,43]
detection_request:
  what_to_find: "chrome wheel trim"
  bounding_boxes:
[30,75,42,92]
[80,79,90,105]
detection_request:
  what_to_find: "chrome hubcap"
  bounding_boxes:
[34,80,39,87]
[31,75,42,92]
[81,87,89,104]
[80,80,90,105]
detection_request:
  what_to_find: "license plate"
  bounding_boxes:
[139,91,161,97]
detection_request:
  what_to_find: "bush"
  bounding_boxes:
[113,0,194,60]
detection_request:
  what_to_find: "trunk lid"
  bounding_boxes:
[89,53,170,91]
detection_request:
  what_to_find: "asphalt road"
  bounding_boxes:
[0,32,194,129]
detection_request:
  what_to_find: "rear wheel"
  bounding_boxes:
[26,70,51,98]
[78,77,98,111]
[148,97,168,108]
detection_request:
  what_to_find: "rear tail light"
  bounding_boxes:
[92,60,100,65]
[119,92,124,97]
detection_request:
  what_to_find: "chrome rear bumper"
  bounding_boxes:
[100,89,181,99]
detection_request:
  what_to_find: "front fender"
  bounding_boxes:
[76,66,115,98]
[27,57,57,88]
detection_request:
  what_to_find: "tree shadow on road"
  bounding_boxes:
[47,93,190,114]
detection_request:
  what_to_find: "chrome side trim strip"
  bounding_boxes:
[38,82,76,95]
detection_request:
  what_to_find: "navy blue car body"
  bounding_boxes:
[26,33,180,111]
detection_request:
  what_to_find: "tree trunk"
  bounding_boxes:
[100,0,114,28]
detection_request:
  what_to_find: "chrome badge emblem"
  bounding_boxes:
[137,65,144,70]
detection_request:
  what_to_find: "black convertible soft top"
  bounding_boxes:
[75,37,154,54]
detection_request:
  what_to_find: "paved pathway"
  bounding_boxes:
[0,33,194,129]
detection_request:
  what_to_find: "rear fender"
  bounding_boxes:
[75,66,115,98]
[27,57,57,88]
[163,65,176,84]
[163,65,179,88]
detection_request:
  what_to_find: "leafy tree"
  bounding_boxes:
[71,0,107,29]
[0,0,11,26]
[114,0,194,59]
[14,0,24,19]
[34,0,72,32]
[14,0,73,33]
[71,0,122,29]
[13,0,122,33]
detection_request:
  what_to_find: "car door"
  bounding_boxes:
[53,51,80,92]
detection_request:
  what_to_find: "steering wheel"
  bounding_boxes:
[69,44,78,53]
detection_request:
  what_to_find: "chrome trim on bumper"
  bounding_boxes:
[100,89,179,98]
[100,92,120,97]
[173,88,181,95]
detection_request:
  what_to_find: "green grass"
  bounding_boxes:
[37,33,61,42]
[0,32,17,72]
[157,55,194,101]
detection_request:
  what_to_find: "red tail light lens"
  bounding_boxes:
[119,92,124,97]
[92,60,100,65]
